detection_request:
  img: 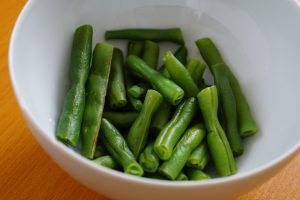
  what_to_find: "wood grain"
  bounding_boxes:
[0,1,299,200]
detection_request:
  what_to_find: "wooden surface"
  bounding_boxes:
[0,1,299,199]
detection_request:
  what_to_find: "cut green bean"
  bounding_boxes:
[163,51,199,97]
[195,37,258,137]
[127,41,144,57]
[81,43,113,159]
[105,28,184,44]
[176,172,189,181]
[174,45,188,65]
[128,85,146,98]
[102,111,139,129]
[212,63,244,156]
[100,118,143,176]
[142,40,160,69]
[127,89,163,158]
[186,142,210,170]
[154,97,198,160]
[108,48,127,109]
[197,86,237,176]
[138,142,160,173]
[159,124,206,180]
[127,55,184,105]
[185,169,211,180]
[92,155,120,169]
[56,25,93,146]
[186,57,206,87]
[150,101,172,134]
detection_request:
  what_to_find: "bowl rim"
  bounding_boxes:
[9,0,300,187]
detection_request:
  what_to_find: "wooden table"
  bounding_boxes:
[1,1,299,199]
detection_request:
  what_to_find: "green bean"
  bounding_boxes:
[100,118,143,176]
[127,89,163,158]
[138,142,160,173]
[102,111,139,129]
[142,40,160,69]
[186,57,206,87]
[176,172,189,181]
[150,101,172,134]
[56,25,93,146]
[81,43,113,159]
[154,97,198,160]
[92,155,120,169]
[163,51,199,97]
[185,168,211,180]
[108,48,127,109]
[212,63,244,156]
[125,41,144,111]
[127,55,184,105]
[197,86,237,176]
[158,124,206,180]
[94,141,108,158]
[186,142,210,170]
[128,85,146,98]
[195,37,258,137]
[174,45,188,65]
[127,41,144,57]
[105,28,184,44]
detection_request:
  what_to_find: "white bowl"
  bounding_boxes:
[9,0,300,200]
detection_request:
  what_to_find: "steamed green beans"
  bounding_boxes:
[159,124,206,180]
[197,86,237,176]
[163,51,199,97]
[138,142,160,173]
[127,55,184,105]
[142,40,160,68]
[102,111,139,129]
[127,89,163,158]
[92,155,120,169]
[154,97,198,160]
[108,48,127,109]
[195,37,258,137]
[185,169,211,180]
[187,142,210,170]
[186,58,206,87]
[100,118,143,176]
[150,101,172,134]
[105,28,184,44]
[56,25,93,146]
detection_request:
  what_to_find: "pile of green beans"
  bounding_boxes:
[56,25,258,181]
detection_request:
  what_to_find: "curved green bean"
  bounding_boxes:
[100,118,143,176]
[154,97,198,160]
[197,86,237,176]
[158,124,206,180]
[56,25,93,146]
[127,89,163,158]
[105,28,184,44]
[81,43,113,159]
[186,142,210,170]
[138,142,160,173]
[127,55,184,105]
[185,168,211,180]
[92,155,120,169]
[163,51,199,97]
[128,85,146,98]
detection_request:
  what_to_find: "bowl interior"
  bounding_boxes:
[10,0,300,176]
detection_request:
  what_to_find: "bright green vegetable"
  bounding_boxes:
[128,85,146,98]
[186,57,206,87]
[142,40,160,69]
[185,169,211,180]
[195,37,258,137]
[105,28,184,44]
[100,118,143,176]
[176,172,189,181]
[56,25,93,147]
[80,43,113,159]
[108,48,127,109]
[92,155,120,169]
[159,124,206,180]
[138,142,160,173]
[127,41,144,57]
[150,101,172,134]
[197,86,237,176]
[163,51,199,97]
[127,55,184,105]
[127,89,163,158]
[212,63,244,156]
[102,111,139,129]
[154,97,198,160]
[186,142,210,170]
